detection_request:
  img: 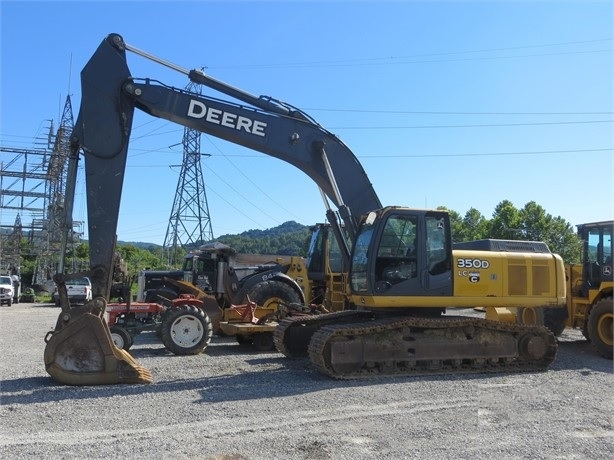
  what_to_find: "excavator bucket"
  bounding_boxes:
[44,298,153,385]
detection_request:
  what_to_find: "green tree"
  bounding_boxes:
[74,243,89,259]
[18,237,37,287]
[438,206,463,242]
[488,200,523,239]
[439,206,487,242]
[543,216,582,263]
[520,201,550,240]
[441,200,580,263]
[117,244,166,276]
[518,202,581,263]
[460,208,488,241]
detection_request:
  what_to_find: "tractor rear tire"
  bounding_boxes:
[161,305,213,355]
[110,326,134,351]
[587,297,613,359]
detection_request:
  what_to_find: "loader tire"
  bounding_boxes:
[161,305,213,355]
[587,297,613,359]
[582,326,591,341]
[110,326,134,351]
[247,280,301,312]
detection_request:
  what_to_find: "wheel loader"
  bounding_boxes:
[43,34,567,385]
[543,221,613,358]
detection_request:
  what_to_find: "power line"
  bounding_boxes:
[121,148,611,165]
[360,148,612,158]
[210,39,611,70]
[303,108,614,116]
[331,120,613,130]
[201,135,303,222]
[123,112,612,139]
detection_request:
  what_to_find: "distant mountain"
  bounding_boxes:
[220,221,308,239]
[212,221,311,256]
[120,221,312,256]
[117,241,162,250]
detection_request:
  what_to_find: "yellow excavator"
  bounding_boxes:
[44,34,567,385]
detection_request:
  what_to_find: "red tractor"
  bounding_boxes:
[106,294,213,355]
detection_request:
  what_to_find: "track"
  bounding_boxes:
[276,312,557,379]
[274,310,374,358]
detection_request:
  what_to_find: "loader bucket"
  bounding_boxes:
[200,297,224,333]
[44,299,153,385]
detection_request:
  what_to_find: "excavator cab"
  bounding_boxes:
[350,208,453,298]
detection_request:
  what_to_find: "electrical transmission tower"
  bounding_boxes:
[0,94,78,284]
[163,80,214,266]
[0,130,51,281]
[44,94,80,275]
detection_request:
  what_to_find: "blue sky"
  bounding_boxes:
[1,1,612,245]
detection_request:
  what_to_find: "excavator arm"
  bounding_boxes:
[44,33,380,385]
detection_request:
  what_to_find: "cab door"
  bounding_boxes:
[371,210,452,296]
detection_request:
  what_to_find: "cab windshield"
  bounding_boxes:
[349,222,374,292]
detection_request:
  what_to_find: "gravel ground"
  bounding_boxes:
[1,302,613,460]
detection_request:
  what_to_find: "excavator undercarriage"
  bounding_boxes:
[275,311,557,379]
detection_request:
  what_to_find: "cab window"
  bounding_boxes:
[425,215,450,275]
[375,215,418,285]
